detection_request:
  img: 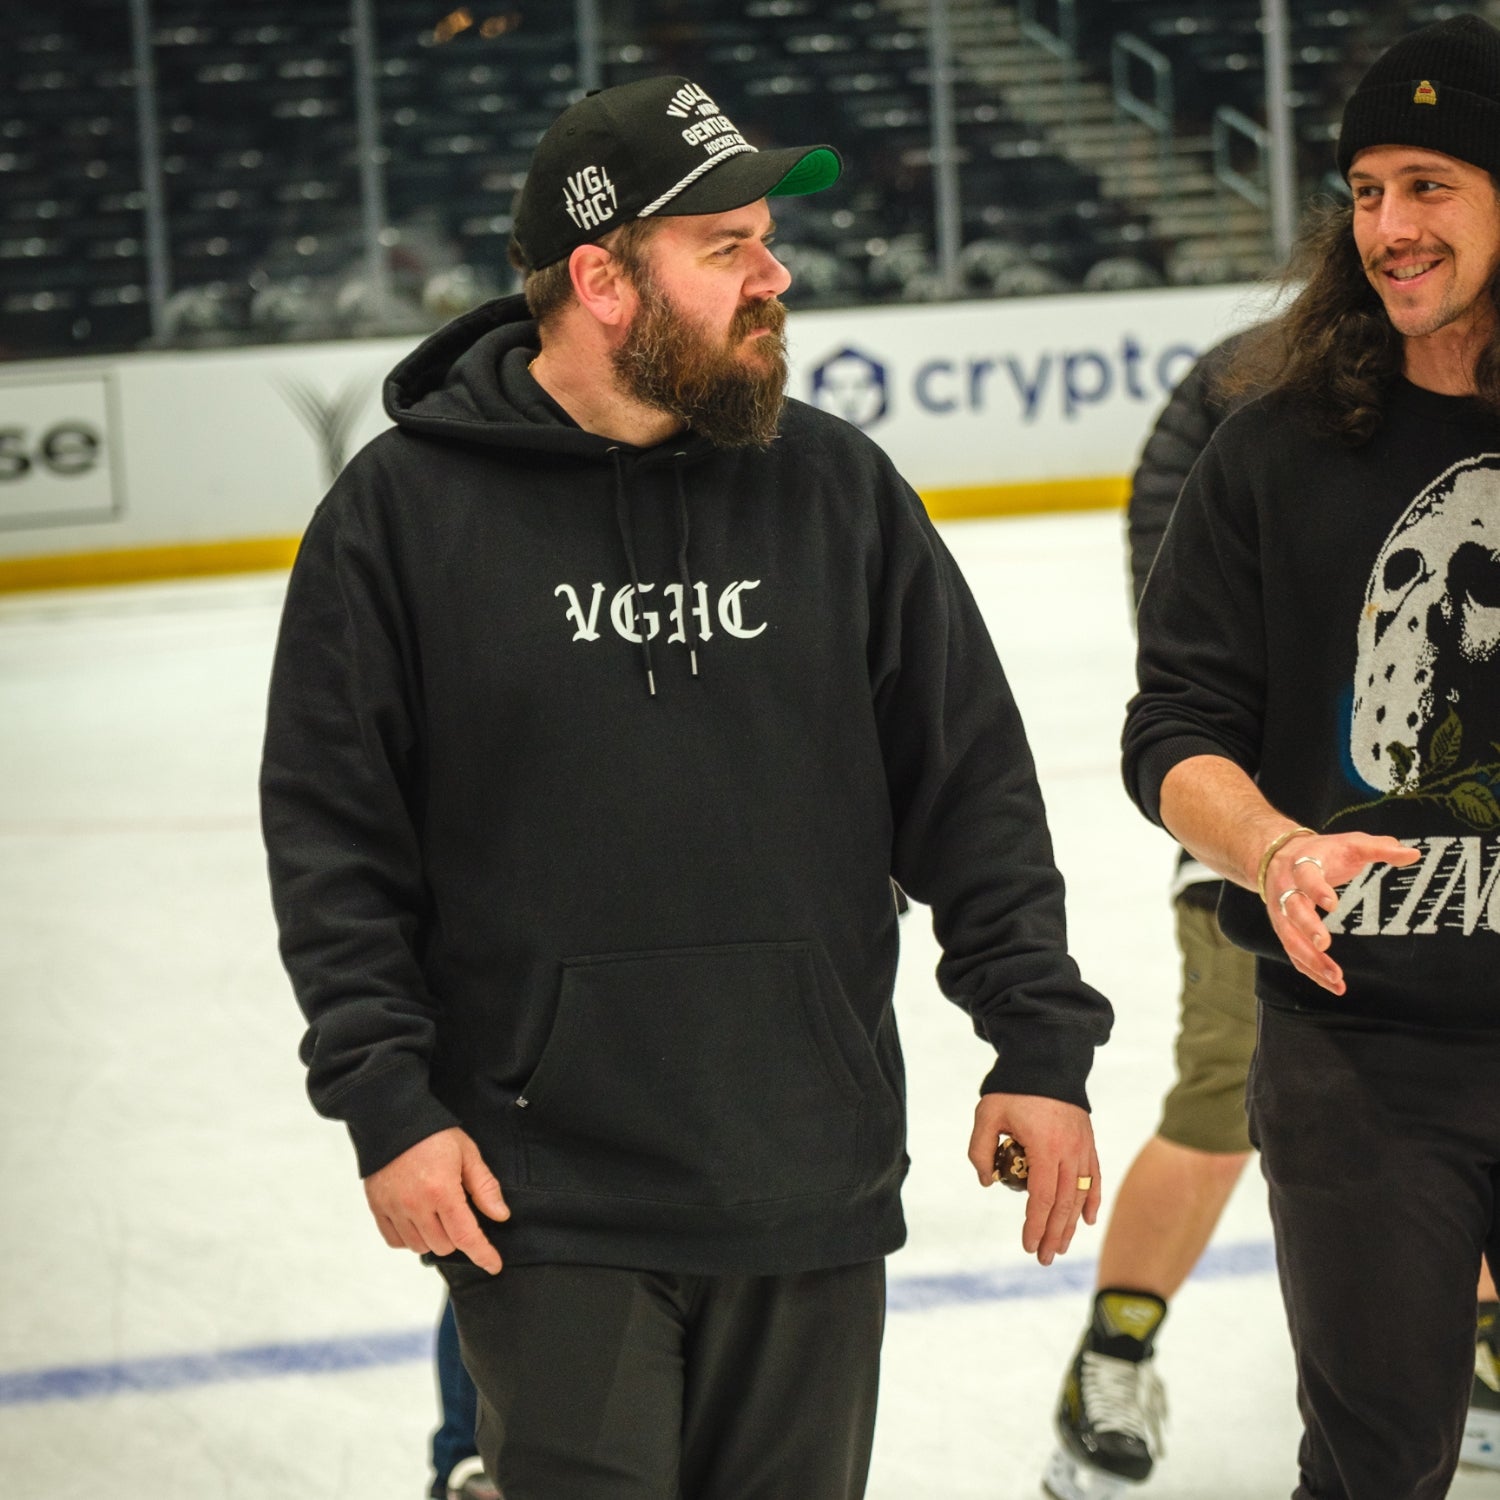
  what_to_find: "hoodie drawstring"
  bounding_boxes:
[610,448,657,697]
[672,452,699,679]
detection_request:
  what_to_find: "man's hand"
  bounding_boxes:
[1262,831,1419,994]
[968,1093,1100,1266]
[1158,759,1423,997]
[363,1126,510,1274]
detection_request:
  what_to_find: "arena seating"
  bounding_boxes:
[4,0,1499,358]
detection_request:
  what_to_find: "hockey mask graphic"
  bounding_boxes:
[1351,454,1500,791]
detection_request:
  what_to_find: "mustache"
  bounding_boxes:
[1367,247,1445,273]
[729,298,787,343]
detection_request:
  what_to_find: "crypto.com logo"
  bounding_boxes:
[809,347,888,429]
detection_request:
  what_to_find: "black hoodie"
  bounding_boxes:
[261,294,1112,1275]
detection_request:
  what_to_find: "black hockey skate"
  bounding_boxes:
[1042,1290,1167,1500]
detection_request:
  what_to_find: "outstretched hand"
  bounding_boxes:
[363,1126,510,1274]
[968,1093,1100,1265]
[1262,831,1419,994]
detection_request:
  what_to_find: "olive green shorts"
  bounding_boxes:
[1157,892,1258,1155]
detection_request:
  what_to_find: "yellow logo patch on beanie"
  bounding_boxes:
[1414,79,1438,105]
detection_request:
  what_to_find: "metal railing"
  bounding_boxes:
[1259,0,1298,261]
[126,0,171,345]
[927,0,962,299]
[1017,0,1078,60]
[1111,32,1174,203]
[1213,104,1271,210]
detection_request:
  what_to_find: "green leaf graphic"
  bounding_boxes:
[1429,709,1462,773]
[1386,741,1416,783]
[1445,782,1500,830]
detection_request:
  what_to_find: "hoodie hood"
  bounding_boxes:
[384,293,598,458]
[384,292,719,466]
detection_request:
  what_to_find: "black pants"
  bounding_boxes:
[1248,1004,1500,1500]
[438,1258,885,1500]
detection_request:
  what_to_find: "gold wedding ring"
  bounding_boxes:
[1076,1175,1093,1191]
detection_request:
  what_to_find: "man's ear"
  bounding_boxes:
[570,244,635,328]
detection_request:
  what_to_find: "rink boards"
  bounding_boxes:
[0,282,1272,591]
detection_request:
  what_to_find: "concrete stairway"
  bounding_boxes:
[881,0,1277,283]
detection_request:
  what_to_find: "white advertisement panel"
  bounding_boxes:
[786,282,1277,490]
[109,341,403,540]
[0,373,120,530]
[0,339,409,583]
[0,282,1278,583]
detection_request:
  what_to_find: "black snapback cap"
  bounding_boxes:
[512,75,842,271]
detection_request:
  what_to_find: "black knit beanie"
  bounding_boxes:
[1336,14,1500,180]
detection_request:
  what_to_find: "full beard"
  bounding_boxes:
[611,273,788,449]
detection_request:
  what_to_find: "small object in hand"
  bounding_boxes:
[994,1135,1029,1191]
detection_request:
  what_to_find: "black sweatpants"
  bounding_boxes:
[438,1258,885,1500]
[1247,1003,1500,1500]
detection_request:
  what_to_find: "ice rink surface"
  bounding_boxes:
[2,511,1496,1499]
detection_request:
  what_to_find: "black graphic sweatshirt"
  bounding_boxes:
[260,295,1112,1275]
[1125,378,1500,1028]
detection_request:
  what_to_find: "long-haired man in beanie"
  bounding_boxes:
[261,74,1111,1498]
[1123,15,1500,1498]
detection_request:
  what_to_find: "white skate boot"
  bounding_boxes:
[1461,1308,1500,1471]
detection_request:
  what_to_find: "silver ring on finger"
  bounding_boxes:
[1293,855,1324,872]
[1277,885,1312,914]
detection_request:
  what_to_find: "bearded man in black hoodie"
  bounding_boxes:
[1123,17,1500,1500]
[261,75,1112,1500]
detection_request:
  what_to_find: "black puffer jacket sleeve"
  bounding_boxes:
[1126,331,1248,609]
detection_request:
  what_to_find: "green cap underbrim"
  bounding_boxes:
[768,147,842,199]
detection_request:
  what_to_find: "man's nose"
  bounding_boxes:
[1374,191,1419,245]
[749,241,793,298]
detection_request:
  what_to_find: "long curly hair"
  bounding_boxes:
[1225,194,1500,444]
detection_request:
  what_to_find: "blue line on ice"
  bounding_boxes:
[0,1239,1275,1407]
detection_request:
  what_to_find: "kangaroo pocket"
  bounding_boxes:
[515,942,865,1207]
